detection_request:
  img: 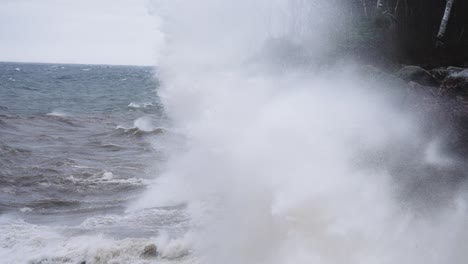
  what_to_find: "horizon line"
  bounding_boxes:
[0,60,154,67]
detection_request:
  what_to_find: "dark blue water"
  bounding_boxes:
[0,62,167,220]
[0,62,191,263]
[0,62,160,115]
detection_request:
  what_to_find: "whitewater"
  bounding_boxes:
[2,0,468,263]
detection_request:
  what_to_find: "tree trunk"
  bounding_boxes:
[437,0,456,46]
[394,0,400,16]
[376,0,384,10]
[361,0,368,18]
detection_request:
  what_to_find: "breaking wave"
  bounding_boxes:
[134,1,468,264]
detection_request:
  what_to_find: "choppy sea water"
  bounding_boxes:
[0,62,191,263]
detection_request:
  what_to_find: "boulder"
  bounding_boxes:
[440,69,468,96]
[430,66,464,82]
[141,244,158,258]
[396,65,438,87]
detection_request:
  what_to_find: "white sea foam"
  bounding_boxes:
[134,117,157,132]
[79,207,187,230]
[0,214,193,264]
[129,102,155,108]
[116,117,169,137]
[66,171,147,186]
[46,110,68,117]
[19,207,33,213]
[0,220,153,264]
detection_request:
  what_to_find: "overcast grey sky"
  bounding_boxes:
[0,0,160,65]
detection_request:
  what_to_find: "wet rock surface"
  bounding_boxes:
[394,65,468,157]
[141,244,158,258]
[430,66,465,82]
[396,65,438,87]
[440,69,468,96]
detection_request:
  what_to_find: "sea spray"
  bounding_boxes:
[134,0,468,263]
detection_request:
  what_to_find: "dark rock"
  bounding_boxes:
[141,244,158,258]
[440,69,468,96]
[407,81,438,96]
[396,65,438,87]
[446,66,463,75]
[430,66,464,82]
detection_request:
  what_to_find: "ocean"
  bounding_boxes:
[0,62,190,263]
